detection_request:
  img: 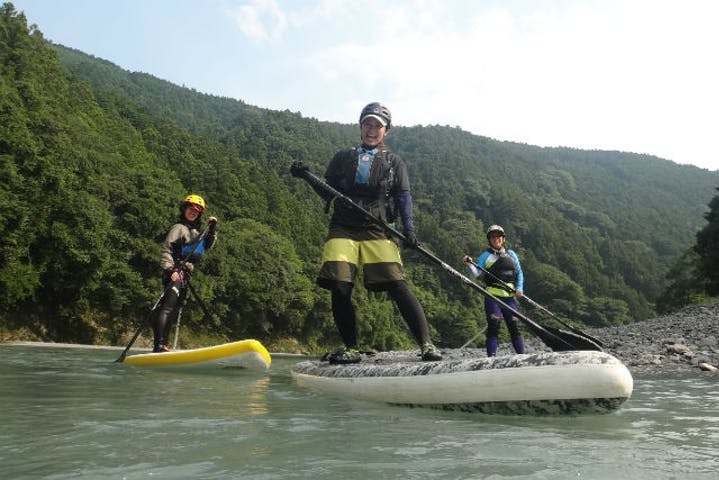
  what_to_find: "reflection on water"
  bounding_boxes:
[1,345,718,480]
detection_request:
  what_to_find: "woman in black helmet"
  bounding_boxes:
[151,194,218,353]
[463,225,526,356]
[291,102,441,364]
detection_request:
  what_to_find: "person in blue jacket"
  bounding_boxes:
[463,224,526,356]
[291,102,441,364]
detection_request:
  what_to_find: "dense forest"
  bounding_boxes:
[2,3,718,352]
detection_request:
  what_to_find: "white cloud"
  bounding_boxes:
[226,0,719,169]
[15,0,719,168]
[226,0,288,43]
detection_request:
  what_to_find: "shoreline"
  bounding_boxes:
[3,301,718,374]
[0,341,310,359]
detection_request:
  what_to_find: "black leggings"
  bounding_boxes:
[330,281,429,348]
[152,281,186,350]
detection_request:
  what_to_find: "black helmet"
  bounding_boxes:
[359,102,392,130]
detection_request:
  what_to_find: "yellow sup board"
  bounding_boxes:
[123,339,271,370]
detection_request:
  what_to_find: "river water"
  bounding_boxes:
[1,344,717,480]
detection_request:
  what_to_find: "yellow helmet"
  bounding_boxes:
[182,194,206,212]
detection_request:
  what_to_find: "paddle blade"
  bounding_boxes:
[530,323,603,352]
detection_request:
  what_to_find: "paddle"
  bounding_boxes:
[292,164,602,352]
[172,306,184,350]
[114,225,210,363]
[463,258,604,347]
[460,327,486,349]
[187,282,213,321]
[169,283,213,349]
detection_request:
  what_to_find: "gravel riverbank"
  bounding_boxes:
[526,302,719,375]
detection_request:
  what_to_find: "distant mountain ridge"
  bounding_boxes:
[50,43,717,323]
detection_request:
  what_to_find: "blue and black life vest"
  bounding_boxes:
[170,225,209,265]
[331,147,397,225]
[342,147,393,198]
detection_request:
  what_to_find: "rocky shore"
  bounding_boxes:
[526,302,719,375]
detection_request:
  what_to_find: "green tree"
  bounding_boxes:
[655,249,708,313]
[202,218,314,341]
[695,189,719,294]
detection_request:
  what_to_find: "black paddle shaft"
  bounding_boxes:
[296,167,601,352]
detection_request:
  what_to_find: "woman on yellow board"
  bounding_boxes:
[152,194,217,353]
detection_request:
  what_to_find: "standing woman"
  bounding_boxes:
[152,194,218,353]
[463,225,526,356]
[291,102,441,364]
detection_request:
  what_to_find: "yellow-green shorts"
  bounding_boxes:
[317,225,405,291]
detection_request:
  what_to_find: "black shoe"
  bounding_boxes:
[327,348,362,365]
[421,343,442,361]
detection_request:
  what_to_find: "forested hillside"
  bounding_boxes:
[2,4,717,351]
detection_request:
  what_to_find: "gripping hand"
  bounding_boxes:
[403,230,418,249]
[290,160,309,178]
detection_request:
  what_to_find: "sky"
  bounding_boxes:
[11,0,719,171]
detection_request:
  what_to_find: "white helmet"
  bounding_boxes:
[486,225,505,237]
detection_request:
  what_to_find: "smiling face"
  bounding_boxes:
[488,232,505,249]
[360,118,387,148]
[183,203,203,222]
